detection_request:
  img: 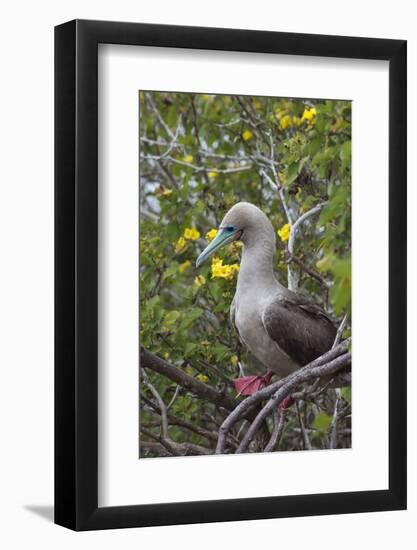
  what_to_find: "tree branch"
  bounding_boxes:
[140,347,240,412]
[140,426,211,456]
[264,409,285,452]
[235,351,351,453]
[216,340,350,454]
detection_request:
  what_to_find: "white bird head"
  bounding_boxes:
[196,202,276,267]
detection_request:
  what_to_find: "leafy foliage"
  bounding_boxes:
[139,92,351,456]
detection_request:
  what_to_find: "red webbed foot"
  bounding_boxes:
[233,371,295,410]
[233,371,274,396]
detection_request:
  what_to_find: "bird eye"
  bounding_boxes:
[226,226,234,232]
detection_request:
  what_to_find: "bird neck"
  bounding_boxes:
[237,235,278,293]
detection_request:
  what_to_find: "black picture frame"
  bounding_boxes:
[55,19,407,531]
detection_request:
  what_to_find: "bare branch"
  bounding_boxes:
[264,410,285,452]
[140,153,253,174]
[332,313,348,348]
[140,426,211,456]
[145,92,175,140]
[141,347,240,412]
[140,367,169,438]
[286,253,332,289]
[329,390,341,449]
[295,400,312,450]
[140,393,234,448]
[140,441,171,457]
[288,202,327,258]
[216,340,351,454]
[235,351,350,453]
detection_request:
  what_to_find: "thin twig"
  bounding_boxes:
[145,92,175,140]
[140,367,168,438]
[295,400,313,450]
[287,253,331,289]
[332,313,348,348]
[140,153,253,174]
[264,410,285,452]
[329,390,341,449]
[287,202,327,258]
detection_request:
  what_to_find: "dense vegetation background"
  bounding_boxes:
[139,91,351,457]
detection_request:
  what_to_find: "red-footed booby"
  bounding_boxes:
[196,202,336,396]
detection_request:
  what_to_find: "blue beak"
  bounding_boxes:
[196,227,241,268]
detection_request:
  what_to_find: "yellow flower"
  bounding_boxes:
[174,236,187,253]
[242,129,254,141]
[196,373,209,383]
[301,107,317,123]
[183,227,201,241]
[178,260,191,273]
[280,114,292,130]
[211,257,240,280]
[182,154,194,163]
[161,188,173,197]
[194,274,206,287]
[231,355,238,366]
[207,171,218,179]
[206,228,218,242]
[277,223,291,242]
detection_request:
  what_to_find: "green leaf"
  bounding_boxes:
[180,307,203,329]
[316,255,334,272]
[163,310,181,326]
[184,342,198,357]
[313,412,332,432]
[339,140,351,167]
[285,162,299,186]
[341,387,351,404]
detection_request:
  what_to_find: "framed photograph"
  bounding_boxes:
[55,19,406,530]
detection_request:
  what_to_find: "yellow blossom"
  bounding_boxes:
[242,129,254,141]
[277,223,291,242]
[194,274,206,287]
[280,114,292,130]
[301,107,317,123]
[206,228,218,242]
[211,257,240,280]
[207,171,218,179]
[174,236,187,253]
[182,154,194,163]
[196,373,209,383]
[161,188,173,196]
[183,227,201,241]
[178,260,191,273]
[231,355,238,366]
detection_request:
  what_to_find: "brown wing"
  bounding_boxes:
[262,295,336,366]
